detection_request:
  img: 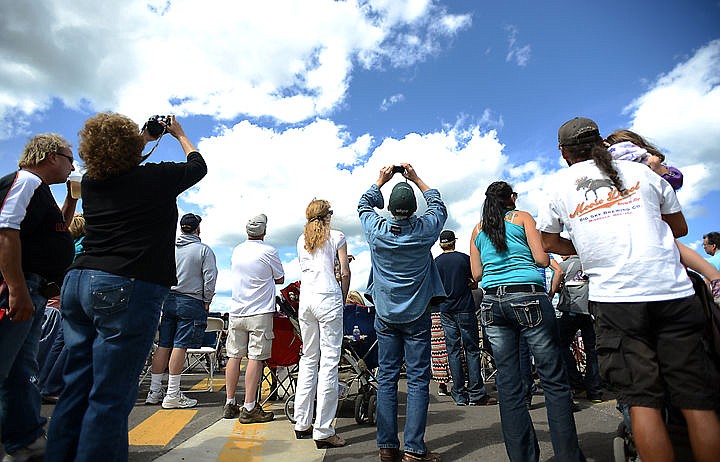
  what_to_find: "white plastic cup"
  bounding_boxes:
[69,172,82,199]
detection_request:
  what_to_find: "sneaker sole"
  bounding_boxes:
[162,402,198,409]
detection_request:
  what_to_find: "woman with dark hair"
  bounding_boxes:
[46,113,207,462]
[470,181,584,462]
[293,199,350,449]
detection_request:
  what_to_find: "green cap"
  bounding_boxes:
[388,182,417,218]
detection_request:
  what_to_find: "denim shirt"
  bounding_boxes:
[358,184,448,324]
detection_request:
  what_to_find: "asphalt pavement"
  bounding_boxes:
[31,367,624,462]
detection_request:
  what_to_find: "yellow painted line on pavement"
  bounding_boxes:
[190,376,227,392]
[217,420,265,462]
[128,409,198,446]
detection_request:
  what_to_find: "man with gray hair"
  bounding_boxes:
[223,214,284,423]
[0,134,77,460]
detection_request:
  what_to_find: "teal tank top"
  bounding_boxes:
[474,212,545,289]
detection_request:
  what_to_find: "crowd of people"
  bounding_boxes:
[1,112,719,462]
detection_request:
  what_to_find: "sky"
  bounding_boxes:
[1,0,719,311]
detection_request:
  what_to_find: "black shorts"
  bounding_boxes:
[591,295,719,410]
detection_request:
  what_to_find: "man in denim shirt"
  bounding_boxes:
[358,163,447,462]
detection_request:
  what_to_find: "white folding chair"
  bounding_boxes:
[182,317,225,392]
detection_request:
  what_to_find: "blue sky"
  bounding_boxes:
[1,1,719,310]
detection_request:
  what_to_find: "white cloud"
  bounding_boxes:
[0,0,471,137]
[185,117,517,291]
[379,93,405,111]
[624,39,720,216]
[504,25,531,67]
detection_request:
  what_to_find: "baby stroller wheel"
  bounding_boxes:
[285,393,296,424]
[355,393,370,424]
[368,393,377,426]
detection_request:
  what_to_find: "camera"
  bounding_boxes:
[143,115,171,138]
[392,165,405,174]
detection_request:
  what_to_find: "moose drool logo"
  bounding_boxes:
[569,177,641,219]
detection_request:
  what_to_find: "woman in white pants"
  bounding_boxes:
[294,199,351,448]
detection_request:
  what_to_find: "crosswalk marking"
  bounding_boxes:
[190,376,227,392]
[128,409,198,446]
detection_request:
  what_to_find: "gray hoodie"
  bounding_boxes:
[171,233,218,304]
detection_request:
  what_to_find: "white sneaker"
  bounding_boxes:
[162,392,198,409]
[145,388,165,405]
[2,434,46,462]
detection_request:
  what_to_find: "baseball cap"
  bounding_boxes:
[180,213,201,233]
[558,117,602,146]
[439,230,456,243]
[246,214,268,237]
[388,182,417,218]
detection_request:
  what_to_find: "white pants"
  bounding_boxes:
[293,292,344,439]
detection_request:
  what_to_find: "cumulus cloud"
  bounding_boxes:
[504,25,531,67]
[624,39,720,216]
[0,0,471,138]
[186,117,521,293]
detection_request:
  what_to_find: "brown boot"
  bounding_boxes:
[379,448,402,462]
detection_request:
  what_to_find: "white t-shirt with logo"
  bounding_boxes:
[230,239,284,316]
[537,159,693,302]
[297,229,346,295]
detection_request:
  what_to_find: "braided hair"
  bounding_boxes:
[564,142,625,193]
[481,181,515,253]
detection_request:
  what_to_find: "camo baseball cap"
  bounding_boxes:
[558,117,602,146]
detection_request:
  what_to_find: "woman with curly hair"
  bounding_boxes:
[46,113,207,462]
[293,199,351,449]
[470,181,584,462]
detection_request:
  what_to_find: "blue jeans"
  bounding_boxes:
[519,336,536,404]
[46,269,168,462]
[439,311,486,403]
[374,312,431,455]
[38,307,68,397]
[0,274,48,454]
[157,293,207,349]
[480,290,585,462]
[558,312,601,396]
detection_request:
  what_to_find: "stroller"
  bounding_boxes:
[277,282,379,426]
[256,282,303,406]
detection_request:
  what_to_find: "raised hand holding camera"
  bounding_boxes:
[143,115,171,139]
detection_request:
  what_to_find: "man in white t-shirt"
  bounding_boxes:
[537,117,720,462]
[223,214,284,424]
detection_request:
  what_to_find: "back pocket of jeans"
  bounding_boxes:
[511,299,542,327]
[91,280,131,316]
[479,301,493,326]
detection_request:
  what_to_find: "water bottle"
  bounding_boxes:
[352,325,361,341]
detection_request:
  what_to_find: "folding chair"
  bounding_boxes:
[182,317,225,392]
